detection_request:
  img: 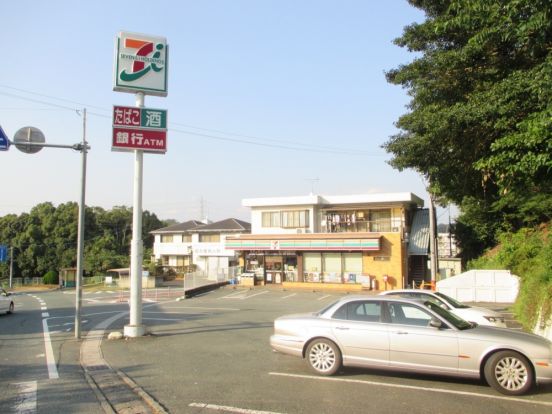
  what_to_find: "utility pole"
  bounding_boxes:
[75,108,87,339]
[429,194,439,285]
[9,247,13,289]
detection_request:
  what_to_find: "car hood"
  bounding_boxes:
[468,324,552,347]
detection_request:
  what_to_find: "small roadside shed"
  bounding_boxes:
[59,268,76,288]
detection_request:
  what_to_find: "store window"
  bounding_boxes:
[323,253,342,283]
[262,211,281,228]
[199,233,220,243]
[161,235,173,243]
[344,253,362,274]
[304,253,322,282]
[302,252,363,284]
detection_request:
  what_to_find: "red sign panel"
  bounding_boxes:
[112,127,167,153]
[113,106,141,127]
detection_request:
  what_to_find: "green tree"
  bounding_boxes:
[0,203,168,279]
[385,0,552,257]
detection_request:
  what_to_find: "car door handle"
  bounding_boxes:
[394,331,409,335]
[335,326,349,330]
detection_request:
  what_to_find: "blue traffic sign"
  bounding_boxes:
[0,125,10,151]
[0,245,8,262]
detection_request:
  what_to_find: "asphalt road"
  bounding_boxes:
[1,286,551,414]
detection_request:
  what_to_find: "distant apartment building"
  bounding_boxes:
[225,192,431,290]
[151,218,251,279]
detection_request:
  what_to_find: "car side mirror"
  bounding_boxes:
[429,318,442,329]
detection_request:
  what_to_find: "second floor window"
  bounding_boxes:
[281,210,309,228]
[199,233,220,243]
[262,211,281,228]
[161,235,173,243]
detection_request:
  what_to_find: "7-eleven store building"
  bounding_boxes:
[225,193,429,290]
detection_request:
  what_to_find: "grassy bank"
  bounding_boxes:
[468,224,552,330]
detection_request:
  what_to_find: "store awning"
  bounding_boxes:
[226,236,380,251]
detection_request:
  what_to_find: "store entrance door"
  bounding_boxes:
[265,256,283,284]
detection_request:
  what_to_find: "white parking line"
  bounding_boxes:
[42,319,59,379]
[282,293,297,299]
[189,402,284,414]
[221,290,270,300]
[244,290,270,299]
[317,294,331,301]
[13,381,37,413]
[220,291,249,299]
[269,372,552,407]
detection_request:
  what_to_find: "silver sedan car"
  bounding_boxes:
[0,289,14,314]
[270,296,552,396]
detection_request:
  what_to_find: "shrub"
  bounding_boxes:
[43,270,59,285]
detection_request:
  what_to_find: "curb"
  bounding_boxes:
[80,314,169,414]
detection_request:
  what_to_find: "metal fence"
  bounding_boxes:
[182,266,240,290]
[6,277,43,287]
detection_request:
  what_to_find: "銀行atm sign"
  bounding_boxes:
[112,105,167,153]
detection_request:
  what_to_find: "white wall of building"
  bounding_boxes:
[437,270,520,303]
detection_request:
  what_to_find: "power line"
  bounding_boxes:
[0,85,384,157]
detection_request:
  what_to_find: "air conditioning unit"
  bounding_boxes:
[296,229,303,234]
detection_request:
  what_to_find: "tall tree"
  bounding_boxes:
[385,0,552,259]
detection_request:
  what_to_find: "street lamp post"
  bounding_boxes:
[7,112,89,339]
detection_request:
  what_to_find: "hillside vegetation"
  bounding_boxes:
[468,224,552,329]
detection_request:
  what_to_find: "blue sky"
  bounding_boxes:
[1,1,451,223]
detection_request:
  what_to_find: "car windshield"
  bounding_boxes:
[434,291,470,309]
[424,301,473,330]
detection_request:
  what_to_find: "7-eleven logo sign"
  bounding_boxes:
[114,32,168,97]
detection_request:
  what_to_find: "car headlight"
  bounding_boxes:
[483,316,505,323]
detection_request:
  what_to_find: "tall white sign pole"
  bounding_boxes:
[114,31,168,337]
[125,92,146,338]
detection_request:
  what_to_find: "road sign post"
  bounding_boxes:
[0,126,10,151]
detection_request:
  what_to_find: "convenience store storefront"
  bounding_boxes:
[226,233,405,289]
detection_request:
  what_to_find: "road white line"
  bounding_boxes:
[42,319,59,379]
[161,305,241,311]
[189,402,284,414]
[143,317,189,321]
[42,312,50,318]
[269,372,552,407]
[317,294,331,301]
[13,381,37,413]
[282,293,297,299]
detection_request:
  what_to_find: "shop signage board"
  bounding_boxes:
[112,127,167,153]
[113,32,168,96]
[112,105,167,153]
[113,106,167,129]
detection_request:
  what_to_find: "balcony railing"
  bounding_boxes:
[321,219,395,233]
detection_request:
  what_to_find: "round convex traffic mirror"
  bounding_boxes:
[14,126,45,154]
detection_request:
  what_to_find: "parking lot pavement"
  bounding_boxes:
[90,286,552,414]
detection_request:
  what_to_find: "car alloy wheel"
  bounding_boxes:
[484,350,533,395]
[306,339,341,376]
